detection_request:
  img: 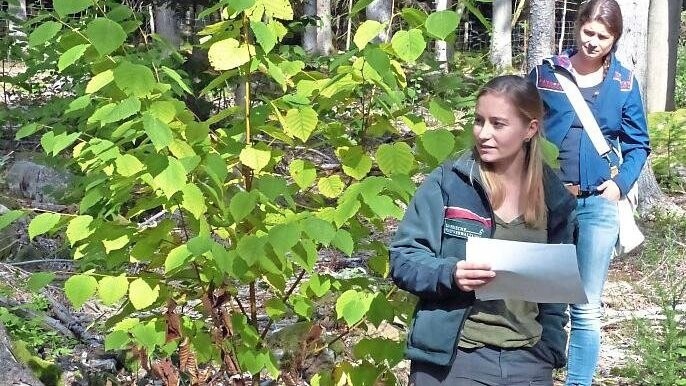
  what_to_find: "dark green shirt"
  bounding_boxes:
[458,215,547,349]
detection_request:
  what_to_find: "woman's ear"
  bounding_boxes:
[526,119,540,140]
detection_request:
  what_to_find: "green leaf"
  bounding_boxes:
[152,157,188,199]
[128,278,159,310]
[265,298,287,319]
[289,159,317,189]
[66,215,94,246]
[421,129,455,163]
[239,146,271,172]
[542,137,560,168]
[337,146,372,180]
[54,0,92,17]
[165,244,193,273]
[86,18,127,56]
[230,191,258,222]
[161,66,192,94]
[41,131,80,156]
[305,273,331,298]
[350,0,375,15]
[28,213,61,240]
[251,21,276,53]
[65,95,92,114]
[228,0,256,14]
[263,0,293,20]
[182,184,207,219]
[268,223,300,256]
[131,321,165,353]
[28,21,62,47]
[365,194,403,219]
[58,44,90,72]
[336,290,371,326]
[292,240,317,271]
[400,8,428,28]
[105,330,131,351]
[86,70,114,94]
[353,337,404,365]
[27,272,55,292]
[291,295,313,319]
[149,101,177,124]
[303,217,335,245]
[317,175,345,198]
[0,210,24,231]
[237,235,265,266]
[143,112,173,151]
[425,10,459,40]
[391,29,426,63]
[89,97,141,125]
[208,39,251,70]
[15,123,40,140]
[98,275,129,306]
[115,154,144,177]
[375,143,414,176]
[114,61,156,97]
[353,20,384,50]
[64,274,97,309]
[428,98,456,125]
[332,229,354,256]
[283,107,318,142]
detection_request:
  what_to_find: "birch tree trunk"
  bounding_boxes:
[366,0,393,43]
[153,4,181,50]
[646,0,681,112]
[303,0,318,53]
[435,0,454,72]
[7,0,27,40]
[526,0,555,72]
[490,0,512,70]
[317,0,334,55]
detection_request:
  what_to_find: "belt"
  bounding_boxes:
[565,184,596,198]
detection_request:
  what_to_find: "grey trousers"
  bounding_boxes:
[409,343,554,386]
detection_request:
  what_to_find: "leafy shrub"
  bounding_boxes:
[647,109,686,192]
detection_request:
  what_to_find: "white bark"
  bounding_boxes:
[303,0,318,53]
[614,0,649,106]
[490,0,512,70]
[646,0,680,112]
[366,0,393,43]
[7,0,27,39]
[434,0,454,72]
[153,4,181,49]
[526,0,555,72]
[316,0,334,55]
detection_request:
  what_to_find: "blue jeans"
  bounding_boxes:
[566,195,618,386]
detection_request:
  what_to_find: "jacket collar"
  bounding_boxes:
[544,48,619,79]
[450,150,575,218]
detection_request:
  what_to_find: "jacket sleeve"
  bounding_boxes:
[614,77,651,196]
[389,166,469,301]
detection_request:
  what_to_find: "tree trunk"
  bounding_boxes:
[435,0,455,72]
[303,0,318,53]
[366,0,393,43]
[0,323,44,386]
[490,0,512,70]
[153,4,182,50]
[7,0,27,39]
[316,0,334,55]
[526,0,555,72]
[646,0,681,112]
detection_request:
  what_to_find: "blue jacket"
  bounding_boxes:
[528,51,651,196]
[389,151,577,368]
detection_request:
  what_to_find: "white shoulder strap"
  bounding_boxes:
[554,71,611,156]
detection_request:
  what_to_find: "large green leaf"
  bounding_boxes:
[115,154,144,177]
[425,10,459,40]
[391,29,426,63]
[114,61,156,97]
[28,21,62,47]
[208,39,252,70]
[428,98,456,125]
[0,210,25,231]
[239,146,271,172]
[400,8,428,28]
[54,0,92,17]
[317,175,345,198]
[353,20,384,50]
[181,184,207,219]
[262,0,293,20]
[160,66,192,94]
[89,97,141,125]
[336,290,372,326]
[58,44,90,72]
[251,21,277,53]
[268,223,300,256]
[337,146,372,180]
[130,321,166,354]
[303,217,335,246]
[228,0,256,14]
[350,0,375,16]
[86,18,127,56]
[332,229,354,256]
[15,123,40,140]
[283,107,318,142]
[97,275,129,306]
[165,244,193,273]
[237,235,265,266]
[66,215,94,246]
[421,129,456,163]
[85,70,114,94]
[152,157,188,199]
[64,274,97,309]
[143,112,173,151]
[129,278,159,310]
[28,213,61,240]
[289,159,316,189]
[27,272,55,292]
[375,142,414,176]
[40,131,80,156]
[230,191,258,222]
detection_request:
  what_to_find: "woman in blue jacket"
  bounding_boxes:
[390,75,577,385]
[529,1,650,384]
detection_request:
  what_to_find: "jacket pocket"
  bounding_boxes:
[407,301,466,365]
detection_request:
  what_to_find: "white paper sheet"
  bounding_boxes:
[466,238,587,304]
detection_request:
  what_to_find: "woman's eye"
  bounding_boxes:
[493,121,506,128]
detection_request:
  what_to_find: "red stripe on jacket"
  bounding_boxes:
[444,206,492,229]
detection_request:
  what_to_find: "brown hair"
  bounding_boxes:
[575,0,623,48]
[475,75,547,229]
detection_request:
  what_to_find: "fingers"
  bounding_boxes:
[454,261,496,292]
